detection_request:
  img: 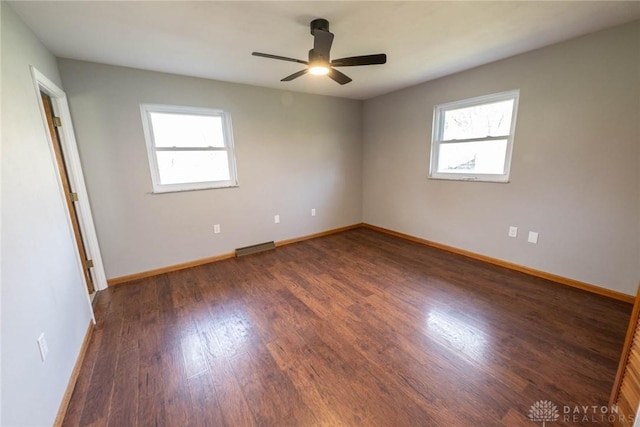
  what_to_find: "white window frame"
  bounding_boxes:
[429,90,520,183]
[140,104,238,193]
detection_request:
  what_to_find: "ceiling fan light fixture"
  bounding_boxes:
[309,65,330,75]
[308,50,330,76]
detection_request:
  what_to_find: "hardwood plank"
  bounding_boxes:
[76,313,122,425]
[231,345,318,426]
[62,228,632,426]
[105,345,139,427]
[61,326,100,427]
[136,308,167,427]
[198,329,257,427]
[186,371,225,427]
[266,335,345,427]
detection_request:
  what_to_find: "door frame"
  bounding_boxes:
[31,66,108,292]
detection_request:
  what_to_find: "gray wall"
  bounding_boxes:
[57,60,363,279]
[1,4,94,426]
[363,21,640,295]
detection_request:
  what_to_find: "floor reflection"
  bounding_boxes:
[208,308,256,358]
[426,309,487,363]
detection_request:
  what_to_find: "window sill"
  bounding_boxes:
[428,175,510,183]
[151,184,239,194]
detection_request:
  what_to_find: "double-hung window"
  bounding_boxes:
[141,104,238,193]
[429,90,519,183]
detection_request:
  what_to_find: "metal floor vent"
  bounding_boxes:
[235,241,276,257]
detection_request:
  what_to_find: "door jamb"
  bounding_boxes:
[31,66,108,295]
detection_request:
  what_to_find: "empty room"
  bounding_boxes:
[2,1,640,426]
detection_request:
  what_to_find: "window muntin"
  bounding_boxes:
[141,104,238,193]
[430,90,519,182]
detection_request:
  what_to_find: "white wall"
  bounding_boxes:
[1,3,94,426]
[363,21,640,295]
[57,60,363,279]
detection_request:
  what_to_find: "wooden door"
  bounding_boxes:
[41,92,95,294]
[610,284,640,426]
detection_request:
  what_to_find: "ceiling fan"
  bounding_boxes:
[252,18,387,85]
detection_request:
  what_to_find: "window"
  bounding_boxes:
[429,90,519,182]
[140,104,238,193]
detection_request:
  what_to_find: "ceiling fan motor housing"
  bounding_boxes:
[310,18,330,35]
[308,49,329,64]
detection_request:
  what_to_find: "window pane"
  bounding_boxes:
[437,140,507,174]
[156,151,230,184]
[442,100,513,141]
[150,112,225,148]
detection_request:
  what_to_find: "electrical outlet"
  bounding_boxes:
[528,231,539,244]
[214,224,221,234]
[274,214,280,224]
[508,226,518,238]
[311,208,316,217]
[37,333,48,362]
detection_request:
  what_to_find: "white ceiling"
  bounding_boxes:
[9,1,640,100]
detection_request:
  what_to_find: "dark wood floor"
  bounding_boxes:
[63,228,632,426]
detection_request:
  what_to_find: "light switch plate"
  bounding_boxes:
[528,231,539,244]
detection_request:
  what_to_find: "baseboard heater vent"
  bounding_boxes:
[235,241,276,257]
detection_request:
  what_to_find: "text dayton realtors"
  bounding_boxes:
[562,405,632,424]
